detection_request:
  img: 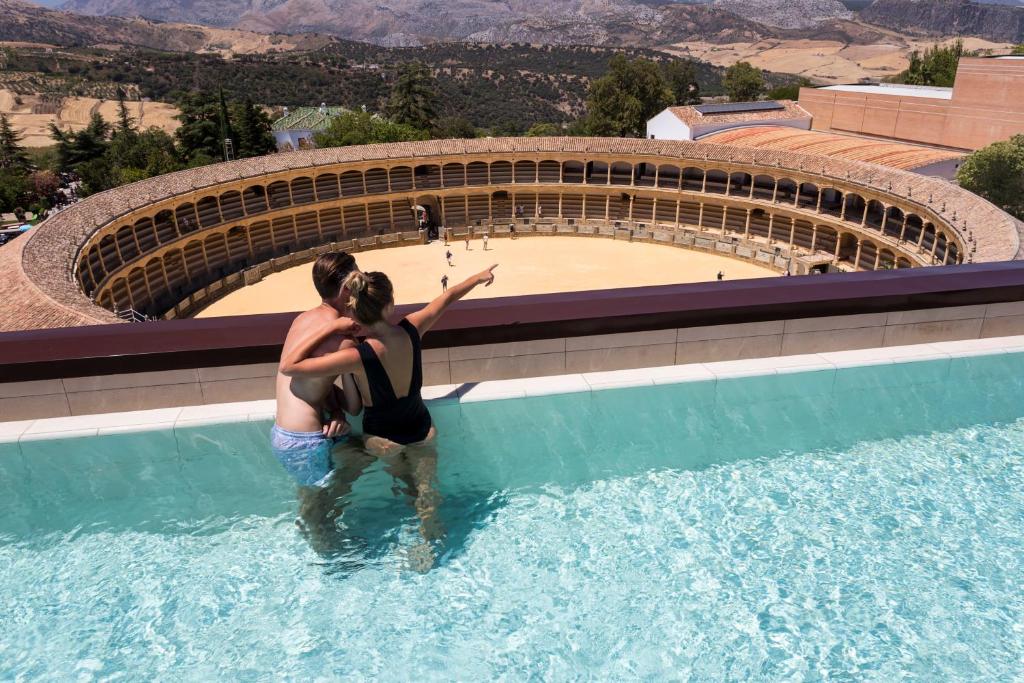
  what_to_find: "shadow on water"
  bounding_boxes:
[5,354,1024,562]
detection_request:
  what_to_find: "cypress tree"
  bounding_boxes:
[0,114,31,172]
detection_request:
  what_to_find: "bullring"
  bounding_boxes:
[4,136,1019,332]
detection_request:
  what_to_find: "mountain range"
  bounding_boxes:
[4,0,1023,48]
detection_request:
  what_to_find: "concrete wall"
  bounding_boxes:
[646,111,690,140]
[799,58,1024,151]
[5,300,1024,421]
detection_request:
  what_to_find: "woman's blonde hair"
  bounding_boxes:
[343,270,393,324]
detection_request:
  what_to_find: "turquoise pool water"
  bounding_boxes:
[2,352,1024,679]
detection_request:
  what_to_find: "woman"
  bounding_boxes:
[280,264,497,566]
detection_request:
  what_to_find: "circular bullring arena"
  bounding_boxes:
[0,137,1020,331]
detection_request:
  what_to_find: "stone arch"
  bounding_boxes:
[729,172,752,196]
[561,160,585,184]
[314,173,341,200]
[490,161,513,184]
[878,248,896,270]
[815,225,838,256]
[836,232,858,265]
[203,232,229,279]
[134,216,159,254]
[182,239,207,280]
[513,160,537,183]
[704,169,728,194]
[290,176,316,204]
[196,195,222,228]
[657,164,681,188]
[538,160,561,183]
[587,161,609,184]
[154,209,178,244]
[903,214,923,244]
[115,225,140,264]
[242,185,268,215]
[797,182,819,209]
[819,187,843,217]
[634,162,656,187]
[682,167,704,191]
[842,192,866,224]
[775,177,797,203]
[219,190,245,221]
[882,205,903,238]
[226,225,251,267]
[610,162,633,185]
[267,180,291,210]
[442,163,466,188]
[466,161,489,185]
[339,170,364,196]
[175,202,199,235]
[413,164,441,189]
[864,199,886,231]
[858,239,879,270]
[364,168,389,194]
[750,174,775,200]
[388,166,413,191]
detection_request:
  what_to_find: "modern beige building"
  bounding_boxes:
[0,137,1018,332]
[798,57,1024,151]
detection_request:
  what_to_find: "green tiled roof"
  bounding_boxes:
[272,106,347,132]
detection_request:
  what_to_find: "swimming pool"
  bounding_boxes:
[2,340,1024,679]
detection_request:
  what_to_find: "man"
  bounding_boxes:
[273,251,369,548]
[482,234,489,251]
[441,273,449,292]
[446,249,453,266]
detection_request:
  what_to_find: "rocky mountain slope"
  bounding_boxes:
[861,0,1023,42]
[0,0,332,52]
[57,0,866,45]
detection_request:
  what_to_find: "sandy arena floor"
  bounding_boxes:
[195,236,778,317]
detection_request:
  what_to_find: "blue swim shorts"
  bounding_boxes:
[270,425,346,488]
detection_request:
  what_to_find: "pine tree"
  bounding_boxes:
[386,61,438,132]
[0,113,31,172]
[234,97,275,158]
[114,87,136,138]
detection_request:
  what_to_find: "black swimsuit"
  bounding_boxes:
[356,318,432,445]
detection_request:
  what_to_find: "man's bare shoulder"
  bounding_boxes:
[286,305,339,341]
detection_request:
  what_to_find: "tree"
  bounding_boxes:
[314,110,427,148]
[0,114,31,172]
[174,91,222,162]
[1012,44,1024,56]
[767,77,812,101]
[723,61,764,102]
[525,122,561,137]
[233,97,275,158]
[582,54,673,138]
[430,115,477,140]
[662,59,701,105]
[957,134,1024,220]
[387,61,439,131]
[0,168,28,214]
[50,113,110,170]
[114,87,135,137]
[896,40,966,87]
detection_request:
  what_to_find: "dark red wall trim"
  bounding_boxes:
[3,263,1024,383]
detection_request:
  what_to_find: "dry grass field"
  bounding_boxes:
[668,36,1011,84]
[0,89,180,147]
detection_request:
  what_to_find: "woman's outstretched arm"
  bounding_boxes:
[279,317,363,378]
[406,265,497,335]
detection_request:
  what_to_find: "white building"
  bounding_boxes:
[646,100,812,141]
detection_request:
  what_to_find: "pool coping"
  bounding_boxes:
[2,334,1023,445]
